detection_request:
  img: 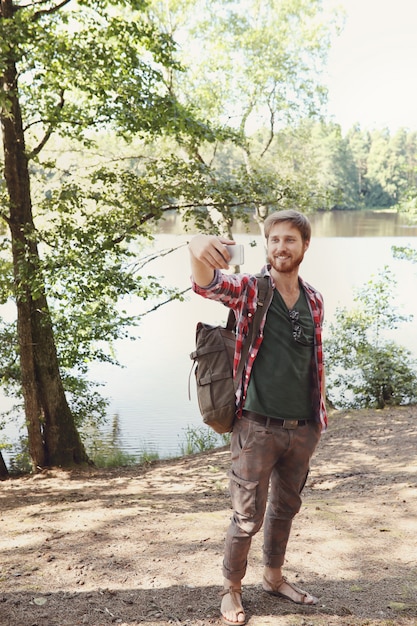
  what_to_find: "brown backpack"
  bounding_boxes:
[189,275,271,433]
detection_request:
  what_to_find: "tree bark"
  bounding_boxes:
[0,0,89,469]
[0,451,9,479]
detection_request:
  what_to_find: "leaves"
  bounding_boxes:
[325,267,417,409]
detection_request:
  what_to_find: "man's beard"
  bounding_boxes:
[268,251,304,274]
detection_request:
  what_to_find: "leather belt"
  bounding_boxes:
[242,410,309,429]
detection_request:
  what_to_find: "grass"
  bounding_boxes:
[179,425,230,456]
[89,448,138,468]
[91,424,229,467]
[5,422,230,474]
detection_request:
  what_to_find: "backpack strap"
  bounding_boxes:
[227,273,271,331]
[226,307,236,331]
[233,274,272,390]
[255,272,271,308]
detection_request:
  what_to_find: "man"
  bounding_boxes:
[188,210,327,625]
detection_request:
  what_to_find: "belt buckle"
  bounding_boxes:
[282,419,298,429]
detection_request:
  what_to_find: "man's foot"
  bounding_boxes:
[220,584,246,625]
[262,575,318,605]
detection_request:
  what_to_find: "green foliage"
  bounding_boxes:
[136,449,160,465]
[90,448,138,469]
[325,267,417,409]
[394,188,417,224]
[180,425,230,455]
[9,1,215,145]
[140,0,344,237]
[392,245,417,264]
[0,319,19,395]
[259,121,417,211]
[309,122,361,209]
[5,413,161,473]
[170,0,335,126]
[7,436,32,476]
[82,413,138,468]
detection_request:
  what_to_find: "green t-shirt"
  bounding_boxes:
[244,287,314,420]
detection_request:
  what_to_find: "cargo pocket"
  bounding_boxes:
[229,471,259,519]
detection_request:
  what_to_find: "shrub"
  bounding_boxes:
[325,267,417,409]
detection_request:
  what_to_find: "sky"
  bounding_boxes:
[323,0,417,133]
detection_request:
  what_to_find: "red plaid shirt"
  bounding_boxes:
[192,266,327,431]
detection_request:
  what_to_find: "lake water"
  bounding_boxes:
[2,210,417,462]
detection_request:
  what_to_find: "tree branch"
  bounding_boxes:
[32,0,72,21]
[131,242,189,272]
[110,195,282,247]
[260,86,277,158]
[139,287,191,317]
[27,90,65,159]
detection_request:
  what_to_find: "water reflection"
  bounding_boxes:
[310,210,417,238]
[158,209,417,238]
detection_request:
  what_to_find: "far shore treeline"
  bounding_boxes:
[256,122,417,213]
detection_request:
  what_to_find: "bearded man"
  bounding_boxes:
[189,209,327,625]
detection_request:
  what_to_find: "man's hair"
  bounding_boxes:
[264,209,311,242]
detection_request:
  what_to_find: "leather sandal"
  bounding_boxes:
[220,586,246,625]
[262,575,318,605]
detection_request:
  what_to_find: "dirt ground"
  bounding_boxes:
[1,406,417,626]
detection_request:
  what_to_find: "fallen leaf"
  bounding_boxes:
[388,601,409,611]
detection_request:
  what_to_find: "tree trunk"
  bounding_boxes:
[0,451,9,479]
[0,3,89,469]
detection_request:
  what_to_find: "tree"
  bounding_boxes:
[364,129,397,207]
[149,0,340,234]
[392,131,417,229]
[0,0,338,472]
[0,0,222,470]
[1,0,89,468]
[346,124,371,204]
[325,267,417,409]
[309,121,360,209]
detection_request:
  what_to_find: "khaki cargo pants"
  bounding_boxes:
[223,412,321,583]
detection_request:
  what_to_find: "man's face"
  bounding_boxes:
[266,221,310,274]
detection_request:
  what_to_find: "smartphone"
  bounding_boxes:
[226,244,244,265]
